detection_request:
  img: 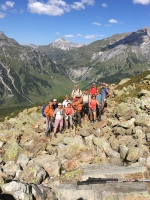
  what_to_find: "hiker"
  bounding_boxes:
[44,100,54,136]
[101,83,110,113]
[71,84,82,101]
[53,99,58,110]
[72,97,83,128]
[90,83,97,96]
[89,94,100,123]
[96,89,104,121]
[53,103,64,138]
[82,89,91,117]
[63,95,72,109]
[64,102,74,130]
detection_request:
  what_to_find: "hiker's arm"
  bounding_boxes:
[96,100,100,106]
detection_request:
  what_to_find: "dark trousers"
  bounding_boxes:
[96,106,101,121]
[83,103,89,116]
[74,111,81,125]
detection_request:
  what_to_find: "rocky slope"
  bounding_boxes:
[0,74,150,199]
[0,32,73,108]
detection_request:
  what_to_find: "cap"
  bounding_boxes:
[65,95,69,98]
[92,83,96,85]
[49,99,53,102]
[102,82,106,86]
[58,103,62,106]
[53,99,57,102]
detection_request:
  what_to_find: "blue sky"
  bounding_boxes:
[0,0,150,45]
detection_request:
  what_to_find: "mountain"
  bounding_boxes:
[0,32,73,108]
[38,27,150,87]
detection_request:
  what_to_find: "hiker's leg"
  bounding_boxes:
[93,111,96,121]
[59,118,63,133]
[45,117,49,132]
[69,116,73,126]
[76,111,81,125]
[54,120,59,134]
[65,117,69,129]
[98,107,101,121]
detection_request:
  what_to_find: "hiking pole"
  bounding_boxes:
[77,177,150,185]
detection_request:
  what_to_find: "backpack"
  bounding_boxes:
[42,104,47,117]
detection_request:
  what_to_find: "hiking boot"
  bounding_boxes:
[60,130,63,134]
[45,132,49,137]
[54,134,57,138]
[71,125,74,130]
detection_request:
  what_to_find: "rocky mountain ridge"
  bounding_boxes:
[38,27,150,85]
[0,32,73,108]
[0,73,150,199]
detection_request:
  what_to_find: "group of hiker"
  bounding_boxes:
[43,82,110,138]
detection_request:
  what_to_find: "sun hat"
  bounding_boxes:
[58,103,62,106]
[102,82,106,86]
[53,99,57,101]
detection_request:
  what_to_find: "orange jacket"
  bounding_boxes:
[44,105,54,117]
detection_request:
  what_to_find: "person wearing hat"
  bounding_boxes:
[52,99,58,110]
[71,85,82,101]
[44,100,54,136]
[63,95,72,109]
[101,83,110,113]
[90,83,97,96]
[53,103,64,138]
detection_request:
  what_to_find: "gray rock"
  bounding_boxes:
[17,153,30,167]
[119,145,129,160]
[1,181,33,200]
[135,115,150,127]
[126,147,140,162]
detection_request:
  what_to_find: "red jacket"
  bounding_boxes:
[90,87,97,95]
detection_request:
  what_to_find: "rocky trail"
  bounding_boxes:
[0,76,150,199]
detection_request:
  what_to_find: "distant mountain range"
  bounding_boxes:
[0,27,150,107]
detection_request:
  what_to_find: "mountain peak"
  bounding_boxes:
[0,31,8,39]
[51,38,85,51]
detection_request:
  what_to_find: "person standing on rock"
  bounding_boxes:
[63,95,72,109]
[90,83,97,96]
[101,83,110,113]
[44,100,54,136]
[72,97,83,128]
[71,84,82,101]
[96,89,104,121]
[64,102,74,130]
[53,103,64,138]
[82,89,91,118]
[89,94,100,123]
[53,99,58,110]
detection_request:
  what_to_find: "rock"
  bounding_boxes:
[33,154,60,178]
[109,156,123,166]
[133,127,145,139]
[1,181,33,200]
[63,160,81,172]
[135,115,150,127]
[118,78,131,85]
[18,162,46,184]
[139,89,150,97]
[3,138,23,163]
[17,153,30,167]
[2,161,20,177]
[78,127,91,137]
[140,97,150,110]
[126,147,140,162]
[113,103,136,120]
[110,138,119,151]
[112,127,126,136]
[119,145,129,160]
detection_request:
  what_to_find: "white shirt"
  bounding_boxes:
[63,99,72,108]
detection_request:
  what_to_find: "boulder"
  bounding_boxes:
[135,115,150,127]
[113,102,136,120]
[126,147,140,162]
[18,162,46,184]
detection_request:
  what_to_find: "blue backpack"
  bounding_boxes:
[42,104,47,117]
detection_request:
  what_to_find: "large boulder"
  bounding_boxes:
[113,103,136,120]
[135,115,150,127]
[18,162,46,184]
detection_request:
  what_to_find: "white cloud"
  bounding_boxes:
[105,24,112,27]
[65,34,74,38]
[85,34,95,39]
[0,12,5,18]
[1,5,7,11]
[28,0,70,16]
[92,22,101,26]
[109,19,118,23]
[102,3,107,7]
[77,34,82,37]
[5,1,15,8]
[19,9,24,14]
[81,0,95,6]
[56,32,59,34]
[28,0,95,16]
[133,0,150,5]
[71,2,85,10]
